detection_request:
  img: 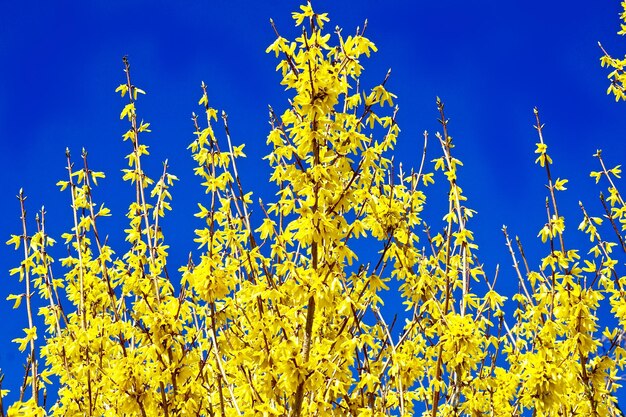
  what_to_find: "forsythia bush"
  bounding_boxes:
[4,2,626,416]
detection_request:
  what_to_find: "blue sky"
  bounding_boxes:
[1,0,625,407]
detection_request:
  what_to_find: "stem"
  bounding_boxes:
[18,190,38,404]
[293,27,320,417]
[533,108,565,254]
[122,56,160,303]
[437,99,470,315]
[65,150,87,330]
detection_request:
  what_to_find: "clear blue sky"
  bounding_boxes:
[1,0,625,407]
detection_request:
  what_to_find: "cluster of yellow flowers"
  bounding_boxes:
[4,2,626,416]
